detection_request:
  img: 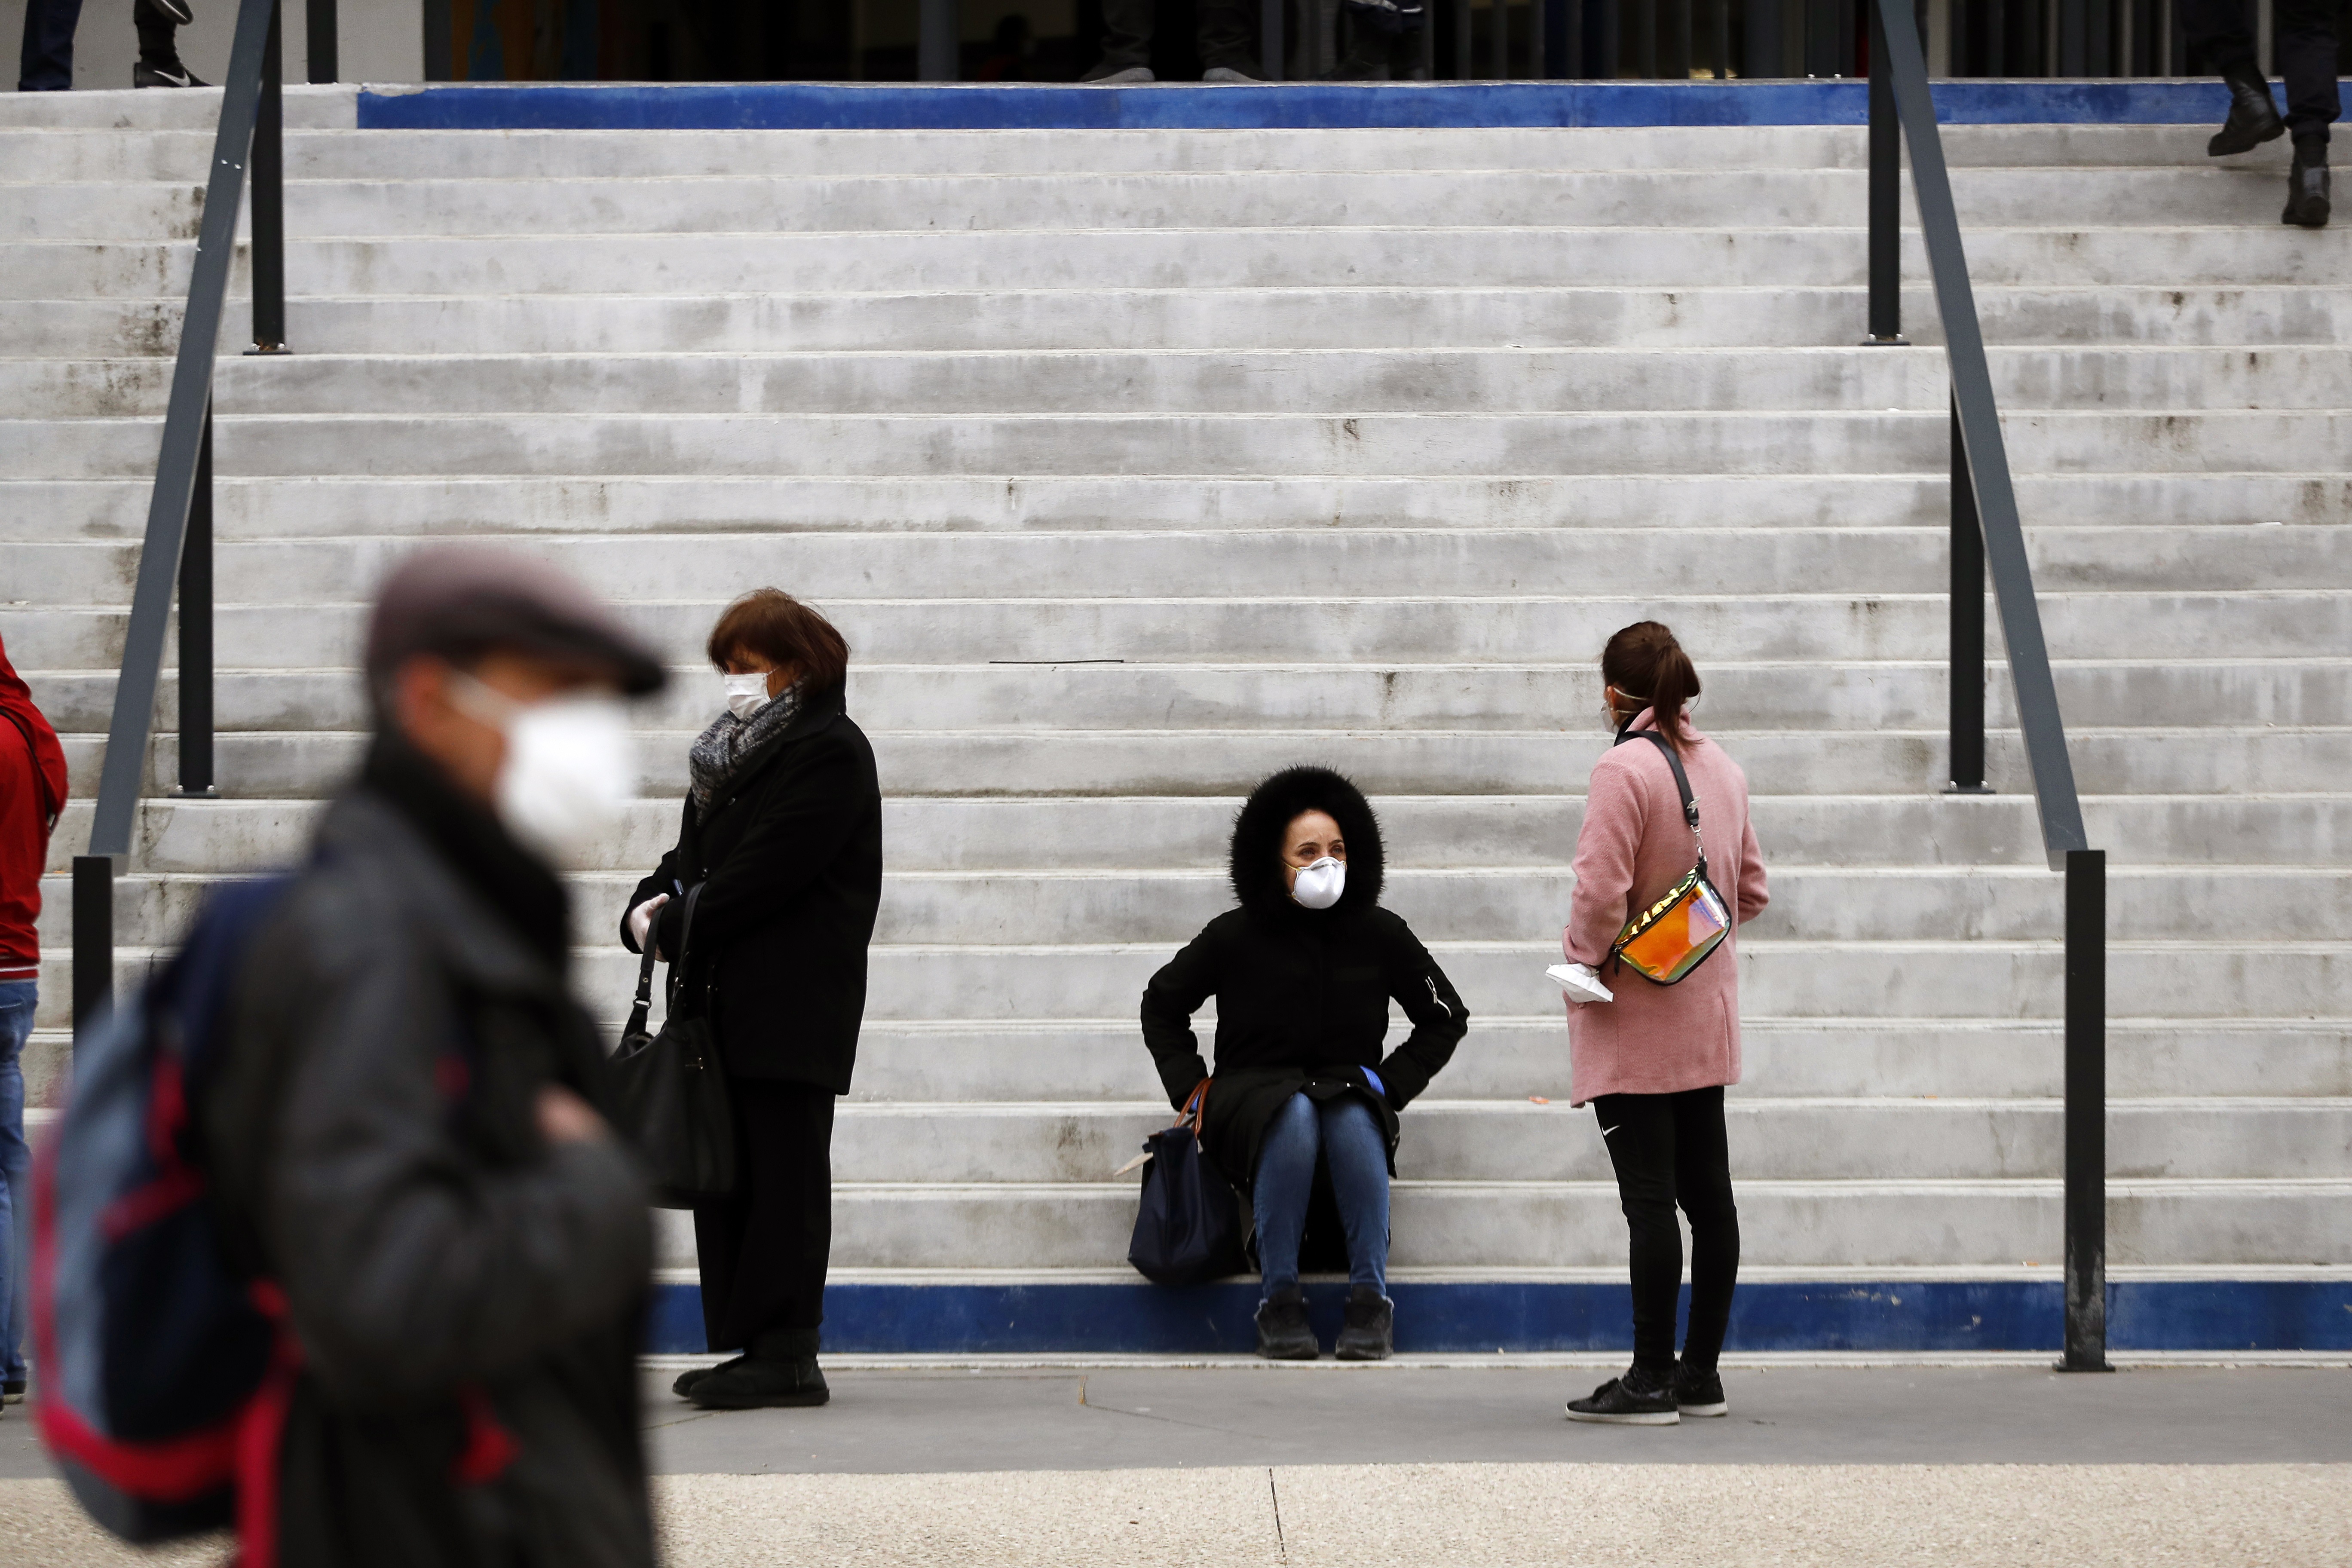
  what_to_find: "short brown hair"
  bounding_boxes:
[706,589,849,696]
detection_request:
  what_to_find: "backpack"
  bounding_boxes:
[32,876,298,1549]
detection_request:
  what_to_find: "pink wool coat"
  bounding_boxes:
[1562,711,1770,1106]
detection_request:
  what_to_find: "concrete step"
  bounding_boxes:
[0,85,355,131]
[0,122,2283,182]
[9,166,2318,243]
[16,345,2352,420]
[9,226,2347,303]
[29,937,2351,1031]
[701,1177,2352,1270]
[9,473,2346,545]
[20,410,2352,484]
[36,862,2352,950]
[812,1098,2352,1184]
[20,287,2352,360]
[9,590,2349,672]
[38,792,2352,877]
[18,1017,2352,1118]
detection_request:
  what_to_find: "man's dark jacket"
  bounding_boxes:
[623,683,883,1092]
[1140,766,1469,1195]
[205,742,655,1568]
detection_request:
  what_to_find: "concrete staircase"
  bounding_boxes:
[6,86,2348,1347]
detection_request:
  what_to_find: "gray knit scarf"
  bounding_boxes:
[686,681,804,812]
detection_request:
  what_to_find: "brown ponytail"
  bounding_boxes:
[1602,621,1702,753]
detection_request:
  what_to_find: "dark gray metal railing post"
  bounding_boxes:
[2062,848,2111,1371]
[1262,0,1286,77]
[1947,394,1990,793]
[305,0,336,80]
[918,0,958,79]
[72,856,114,1041]
[177,404,217,799]
[251,0,287,354]
[1863,0,1905,343]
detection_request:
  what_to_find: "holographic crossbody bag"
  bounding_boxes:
[1609,730,1732,986]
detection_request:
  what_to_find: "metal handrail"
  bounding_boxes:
[1867,0,2108,1374]
[71,0,291,1036]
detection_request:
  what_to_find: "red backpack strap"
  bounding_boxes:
[233,1282,304,1568]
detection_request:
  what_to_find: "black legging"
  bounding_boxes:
[1591,1085,1740,1374]
[2183,0,2340,149]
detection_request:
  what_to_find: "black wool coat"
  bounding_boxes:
[623,685,882,1093]
[1140,766,1469,1196]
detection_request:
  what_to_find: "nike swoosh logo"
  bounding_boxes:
[1599,1124,1618,1137]
[147,68,191,86]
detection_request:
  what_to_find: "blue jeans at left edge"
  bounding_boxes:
[1251,1091,1390,1302]
[0,980,34,1387]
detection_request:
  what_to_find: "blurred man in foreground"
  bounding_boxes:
[202,548,665,1567]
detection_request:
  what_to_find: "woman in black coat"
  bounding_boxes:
[621,590,882,1409]
[1141,766,1468,1361]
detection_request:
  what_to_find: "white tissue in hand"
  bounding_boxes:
[1546,962,1614,1004]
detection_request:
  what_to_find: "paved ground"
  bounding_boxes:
[9,1366,2352,1565]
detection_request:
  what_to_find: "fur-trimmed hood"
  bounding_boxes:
[1228,765,1385,920]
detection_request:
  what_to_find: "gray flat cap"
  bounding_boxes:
[365,545,666,697]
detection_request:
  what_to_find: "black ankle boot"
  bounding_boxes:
[2209,67,2286,156]
[2283,149,2331,228]
[1254,1286,1320,1360]
[689,1328,828,1409]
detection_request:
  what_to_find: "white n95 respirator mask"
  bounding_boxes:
[1290,856,1345,910]
[451,673,637,865]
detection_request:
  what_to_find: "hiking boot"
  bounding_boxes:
[2208,67,2285,156]
[1254,1286,1320,1360]
[1565,1366,1680,1424]
[671,1355,744,1399]
[1672,1363,1728,1417]
[2283,152,2331,228]
[688,1356,828,1409]
[1334,1286,1394,1361]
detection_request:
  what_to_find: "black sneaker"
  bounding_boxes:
[688,1355,829,1409]
[1565,1366,1679,1425]
[134,59,207,87]
[1334,1286,1394,1361]
[1672,1363,1727,1417]
[2283,154,2331,229]
[1254,1286,1319,1360]
[2208,68,2286,156]
[671,1355,744,1399]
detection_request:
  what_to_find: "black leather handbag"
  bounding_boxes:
[1126,1084,1247,1286]
[607,884,737,1208]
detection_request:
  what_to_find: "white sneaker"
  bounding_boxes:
[1087,65,1155,83]
[1201,65,1259,82]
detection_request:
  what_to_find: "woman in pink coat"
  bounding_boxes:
[1560,622,1769,1427]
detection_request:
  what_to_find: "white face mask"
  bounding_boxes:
[722,672,771,721]
[450,673,637,866]
[1290,856,1345,910]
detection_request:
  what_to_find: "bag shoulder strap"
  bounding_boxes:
[1616,729,1709,879]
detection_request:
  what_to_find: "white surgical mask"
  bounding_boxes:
[450,673,637,865]
[722,672,771,721]
[1290,856,1345,910]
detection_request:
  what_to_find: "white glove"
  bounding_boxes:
[628,894,670,956]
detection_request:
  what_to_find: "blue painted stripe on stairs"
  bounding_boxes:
[646,1277,2352,1355]
[358,80,2241,133]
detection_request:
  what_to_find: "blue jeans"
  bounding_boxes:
[1252,1092,1390,1301]
[16,0,83,91]
[0,980,33,1388]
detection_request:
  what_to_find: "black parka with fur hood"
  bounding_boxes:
[1139,766,1469,1195]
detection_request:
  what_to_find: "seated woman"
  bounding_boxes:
[1141,766,1468,1361]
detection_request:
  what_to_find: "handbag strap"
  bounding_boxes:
[1616,728,1709,881]
[662,882,708,1013]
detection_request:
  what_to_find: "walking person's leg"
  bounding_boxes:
[2184,0,2287,154]
[2274,0,2337,225]
[690,1080,835,1408]
[132,0,205,87]
[1250,1093,1322,1358]
[1669,1084,1739,1415]
[1086,0,1158,80]
[0,982,34,1402]
[1315,1093,1395,1359]
[1566,1091,1681,1423]
[16,0,84,92]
